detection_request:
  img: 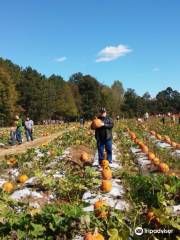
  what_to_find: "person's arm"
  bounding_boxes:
[104,118,114,129]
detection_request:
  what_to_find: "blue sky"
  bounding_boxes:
[0,0,180,96]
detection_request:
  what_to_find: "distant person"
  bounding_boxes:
[91,107,114,166]
[144,112,149,121]
[79,117,84,127]
[137,118,143,123]
[171,114,176,124]
[8,125,16,146]
[14,115,23,144]
[162,116,165,124]
[116,115,120,121]
[25,116,34,141]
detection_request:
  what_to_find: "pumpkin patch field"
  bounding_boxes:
[0,119,179,240]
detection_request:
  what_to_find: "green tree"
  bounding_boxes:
[0,67,18,125]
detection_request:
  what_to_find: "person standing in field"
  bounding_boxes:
[14,115,23,144]
[91,107,114,166]
[79,116,84,127]
[144,112,149,121]
[25,116,34,141]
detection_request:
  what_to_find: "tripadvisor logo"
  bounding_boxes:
[135,227,174,236]
[135,227,143,236]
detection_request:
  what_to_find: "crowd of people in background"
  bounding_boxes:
[42,119,64,125]
[7,111,180,146]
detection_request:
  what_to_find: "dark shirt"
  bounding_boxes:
[94,116,114,142]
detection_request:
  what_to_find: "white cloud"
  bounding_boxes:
[153,67,159,72]
[96,44,132,62]
[54,56,67,62]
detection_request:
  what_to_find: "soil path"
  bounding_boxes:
[0,132,62,160]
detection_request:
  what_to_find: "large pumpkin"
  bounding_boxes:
[102,167,112,180]
[101,180,112,192]
[84,232,104,240]
[18,175,28,183]
[147,152,155,161]
[101,160,109,168]
[158,163,169,173]
[92,118,103,129]
[3,182,14,193]
[80,152,89,162]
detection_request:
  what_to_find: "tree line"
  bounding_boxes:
[0,57,179,126]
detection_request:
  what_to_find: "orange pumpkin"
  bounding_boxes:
[84,232,104,240]
[101,180,112,192]
[94,200,108,218]
[130,132,136,140]
[101,160,109,168]
[18,175,28,183]
[156,134,162,140]
[80,152,89,162]
[92,118,103,129]
[134,138,140,144]
[153,157,160,166]
[171,142,177,148]
[147,211,155,221]
[141,145,149,154]
[176,144,180,150]
[147,152,155,161]
[102,167,112,180]
[164,136,171,144]
[3,182,14,193]
[7,158,17,166]
[158,163,169,173]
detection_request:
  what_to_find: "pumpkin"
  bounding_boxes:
[158,163,169,173]
[164,136,171,144]
[130,132,136,140]
[3,182,14,193]
[101,160,109,168]
[147,152,155,161]
[147,211,155,221]
[84,232,104,240]
[153,157,160,166]
[92,118,103,129]
[169,172,176,177]
[156,134,162,140]
[134,138,140,144]
[7,158,17,166]
[18,175,28,183]
[94,200,108,218]
[176,144,180,150]
[171,142,177,148]
[80,152,89,162]
[101,180,112,192]
[141,145,149,153]
[102,167,112,180]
